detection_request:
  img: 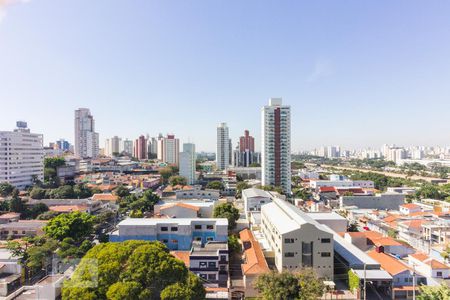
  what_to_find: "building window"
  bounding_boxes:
[437,271,443,277]
[220,255,227,261]
[199,262,207,268]
[321,252,331,257]
[172,239,178,244]
[284,252,295,257]
[284,238,294,244]
[171,227,178,231]
[194,225,202,230]
[208,274,216,280]
[161,227,168,232]
[200,274,207,279]
[321,238,331,243]
[195,237,202,241]
[208,262,216,268]
[161,239,168,243]
[206,237,214,242]
[206,225,214,230]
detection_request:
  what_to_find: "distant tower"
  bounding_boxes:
[180,143,196,185]
[261,98,291,194]
[74,108,99,158]
[216,123,230,171]
[239,130,255,167]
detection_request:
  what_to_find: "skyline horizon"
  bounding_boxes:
[1,1,450,151]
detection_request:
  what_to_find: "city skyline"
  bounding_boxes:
[2,1,450,151]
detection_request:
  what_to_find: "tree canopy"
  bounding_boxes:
[62,241,206,300]
[0,182,15,197]
[44,211,96,242]
[169,176,187,186]
[255,269,325,300]
[213,202,239,230]
[206,181,224,190]
[417,283,450,300]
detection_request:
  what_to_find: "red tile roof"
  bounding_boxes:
[239,229,270,276]
[368,250,411,275]
[160,203,200,212]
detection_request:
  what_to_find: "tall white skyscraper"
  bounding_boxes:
[180,143,196,185]
[74,108,99,159]
[0,121,44,189]
[261,98,291,194]
[216,123,230,171]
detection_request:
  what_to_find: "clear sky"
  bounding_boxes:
[1,0,450,152]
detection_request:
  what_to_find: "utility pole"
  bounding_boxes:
[363,263,366,300]
[412,264,416,300]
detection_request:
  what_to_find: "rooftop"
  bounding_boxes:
[368,250,411,275]
[242,188,272,199]
[240,229,270,275]
[118,218,228,227]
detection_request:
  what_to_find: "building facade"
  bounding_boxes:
[157,135,180,165]
[134,135,147,160]
[180,143,196,185]
[74,108,99,158]
[0,122,44,189]
[109,218,228,250]
[216,123,229,171]
[260,198,334,279]
[261,98,291,194]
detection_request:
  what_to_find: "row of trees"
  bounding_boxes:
[29,183,96,200]
[118,189,160,216]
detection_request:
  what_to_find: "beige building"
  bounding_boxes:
[261,198,334,279]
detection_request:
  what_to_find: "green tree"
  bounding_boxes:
[0,182,15,197]
[30,187,47,199]
[169,176,187,186]
[44,212,96,242]
[9,191,26,213]
[249,163,261,167]
[129,209,144,218]
[255,269,325,300]
[417,283,450,300]
[160,283,191,300]
[292,188,311,200]
[114,185,130,198]
[44,157,66,169]
[159,167,176,184]
[52,185,75,199]
[62,241,205,300]
[228,234,241,254]
[213,202,240,230]
[206,181,224,190]
[236,182,250,198]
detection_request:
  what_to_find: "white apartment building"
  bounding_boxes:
[261,98,291,194]
[242,188,273,217]
[157,135,180,165]
[216,123,229,171]
[0,122,44,189]
[261,198,334,279]
[123,139,133,155]
[74,108,99,158]
[180,143,196,185]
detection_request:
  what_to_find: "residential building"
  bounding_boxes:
[340,193,405,210]
[260,198,334,279]
[175,186,220,201]
[180,143,196,185]
[242,188,272,218]
[74,108,99,158]
[0,122,44,189]
[261,98,291,194]
[235,130,257,167]
[157,134,180,165]
[123,139,133,155]
[408,253,450,279]
[56,139,70,151]
[240,229,269,297]
[216,123,229,171]
[134,135,147,160]
[190,241,229,288]
[0,220,48,239]
[109,218,228,250]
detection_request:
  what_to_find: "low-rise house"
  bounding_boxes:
[399,204,421,215]
[242,188,272,218]
[239,229,269,298]
[0,221,48,239]
[306,212,348,233]
[49,205,89,214]
[92,193,119,203]
[27,198,102,214]
[159,203,200,218]
[408,253,450,279]
[154,199,216,218]
[368,249,426,299]
[0,213,20,224]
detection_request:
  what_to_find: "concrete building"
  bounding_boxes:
[56,139,70,151]
[134,135,147,160]
[236,130,256,167]
[190,241,229,288]
[261,198,334,279]
[216,123,229,171]
[0,122,44,189]
[306,212,348,233]
[0,220,48,239]
[340,193,405,210]
[155,200,215,218]
[175,187,220,201]
[157,134,180,165]
[74,108,99,158]
[261,98,291,194]
[180,143,196,185]
[242,188,272,217]
[110,218,228,250]
[122,139,133,156]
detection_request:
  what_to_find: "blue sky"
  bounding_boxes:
[1,0,450,152]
